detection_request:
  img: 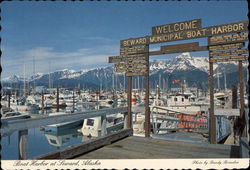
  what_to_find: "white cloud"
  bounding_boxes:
[1,45,119,78]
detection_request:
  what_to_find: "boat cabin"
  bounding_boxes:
[167,93,195,106]
[81,116,124,137]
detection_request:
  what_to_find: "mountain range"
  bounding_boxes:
[2,52,248,90]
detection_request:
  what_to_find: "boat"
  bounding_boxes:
[43,110,85,132]
[1,111,31,123]
[44,119,83,133]
[1,106,14,114]
[80,114,124,137]
[98,94,114,106]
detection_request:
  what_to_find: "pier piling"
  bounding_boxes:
[8,94,11,108]
[42,93,44,113]
[127,76,132,129]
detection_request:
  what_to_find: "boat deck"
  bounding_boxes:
[76,135,237,159]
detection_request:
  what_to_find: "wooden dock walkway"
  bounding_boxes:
[76,135,237,159]
[36,129,239,159]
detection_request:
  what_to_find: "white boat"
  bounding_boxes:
[80,114,124,137]
[44,120,83,132]
[44,111,85,132]
[1,111,31,123]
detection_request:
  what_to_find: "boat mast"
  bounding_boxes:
[159,73,161,90]
[49,61,51,89]
[100,77,102,92]
[23,63,26,96]
[33,56,36,93]
[224,71,227,90]
[112,71,115,90]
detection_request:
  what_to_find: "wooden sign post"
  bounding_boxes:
[208,32,248,143]
[109,45,149,132]
[144,46,150,137]
[109,19,248,141]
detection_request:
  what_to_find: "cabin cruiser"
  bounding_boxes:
[80,114,124,137]
[152,93,209,115]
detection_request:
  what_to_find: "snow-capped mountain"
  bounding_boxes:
[149,52,246,73]
[150,52,209,73]
[2,53,248,89]
[2,75,26,83]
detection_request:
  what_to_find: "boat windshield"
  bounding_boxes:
[86,119,94,126]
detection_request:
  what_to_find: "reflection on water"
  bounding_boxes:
[1,102,127,160]
[18,130,28,160]
[44,128,82,148]
[1,126,87,160]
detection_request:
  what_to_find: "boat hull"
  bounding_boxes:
[44,120,83,132]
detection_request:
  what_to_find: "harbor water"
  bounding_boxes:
[1,102,125,160]
[1,126,87,160]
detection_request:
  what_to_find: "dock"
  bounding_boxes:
[76,135,236,159]
[35,129,239,159]
[2,106,247,161]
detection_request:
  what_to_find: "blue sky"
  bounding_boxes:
[1,1,248,78]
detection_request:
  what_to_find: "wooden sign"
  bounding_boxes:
[109,54,146,63]
[115,62,147,73]
[120,37,149,47]
[125,72,146,77]
[210,49,248,57]
[209,43,244,51]
[211,55,248,62]
[150,21,249,45]
[120,20,248,47]
[114,63,127,73]
[152,19,202,35]
[208,32,248,45]
[149,46,208,55]
[127,67,147,72]
[115,67,126,73]
[160,42,208,54]
[109,55,123,63]
[114,63,126,68]
[120,45,148,55]
[125,56,147,62]
[128,64,147,68]
[127,64,147,70]
[161,42,199,51]
[129,60,147,64]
